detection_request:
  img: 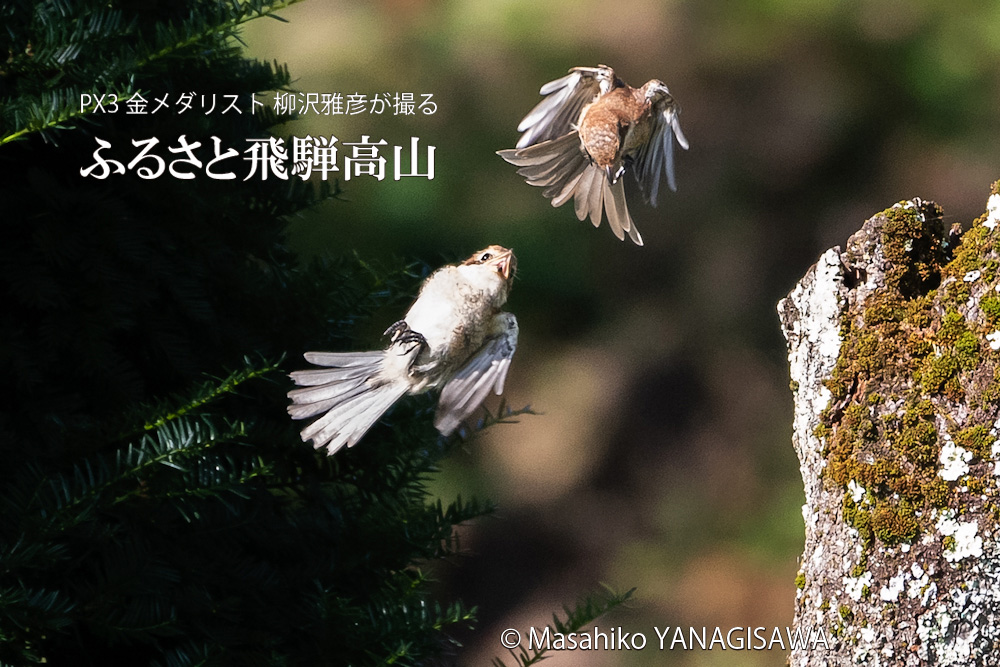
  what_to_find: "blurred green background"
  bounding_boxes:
[244,1,1000,665]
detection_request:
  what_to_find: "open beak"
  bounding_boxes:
[492,248,515,281]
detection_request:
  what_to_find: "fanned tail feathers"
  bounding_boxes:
[288,351,408,455]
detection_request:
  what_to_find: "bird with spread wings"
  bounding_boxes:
[288,246,519,455]
[498,64,689,245]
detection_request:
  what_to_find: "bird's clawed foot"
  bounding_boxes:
[384,320,428,351]
[605,164,626,184]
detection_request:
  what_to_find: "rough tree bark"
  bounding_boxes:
[779,184,1000,666]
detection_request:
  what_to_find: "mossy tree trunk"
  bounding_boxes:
[779,184,1000,666]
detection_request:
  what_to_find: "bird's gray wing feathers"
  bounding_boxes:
[498,132,589,196]
[287,350,409,455]
[498,134,641,245]
[632,101,689,207]
[434,313,518,436]
[515,65,615,148]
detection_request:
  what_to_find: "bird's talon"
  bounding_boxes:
[385,320,428,352]
[398,330,428,349]
[384,320,408,340]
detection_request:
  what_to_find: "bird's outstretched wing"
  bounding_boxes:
[498,134,642,245]
[515,65,617,149]
[631,96,689,207]
[434,313,519,436]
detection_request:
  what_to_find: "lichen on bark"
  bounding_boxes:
[779,184,1000,665]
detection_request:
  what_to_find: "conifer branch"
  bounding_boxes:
[0,84,142,147]
[141,357,279,432]
[462,398,539,437]
[0,0,306,147]
[133,0,308,70]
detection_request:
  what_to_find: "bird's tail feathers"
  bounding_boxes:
[287,351,408,455]
[602,177,642,246]
[576,164,605,228]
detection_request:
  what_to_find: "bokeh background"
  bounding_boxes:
[244,2,1000,665]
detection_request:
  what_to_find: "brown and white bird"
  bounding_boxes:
[498,64,689,245]
[288,246,519,455]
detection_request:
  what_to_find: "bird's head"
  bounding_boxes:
[642,79,674,103]
[464,245,516,283]
[594,64,624,92]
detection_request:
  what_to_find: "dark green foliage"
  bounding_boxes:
[0,0,318,457]
[0,2,489,665]
[0,364,489,665]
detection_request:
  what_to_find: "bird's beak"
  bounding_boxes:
[492,249,515,281]
[646,81,672,102]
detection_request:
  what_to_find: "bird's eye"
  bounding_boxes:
[479,252,493,262]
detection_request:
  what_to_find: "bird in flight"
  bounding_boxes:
[498,64,689,245]
[288,246,519,455]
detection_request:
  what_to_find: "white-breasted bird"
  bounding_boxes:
[288,246,519,455]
